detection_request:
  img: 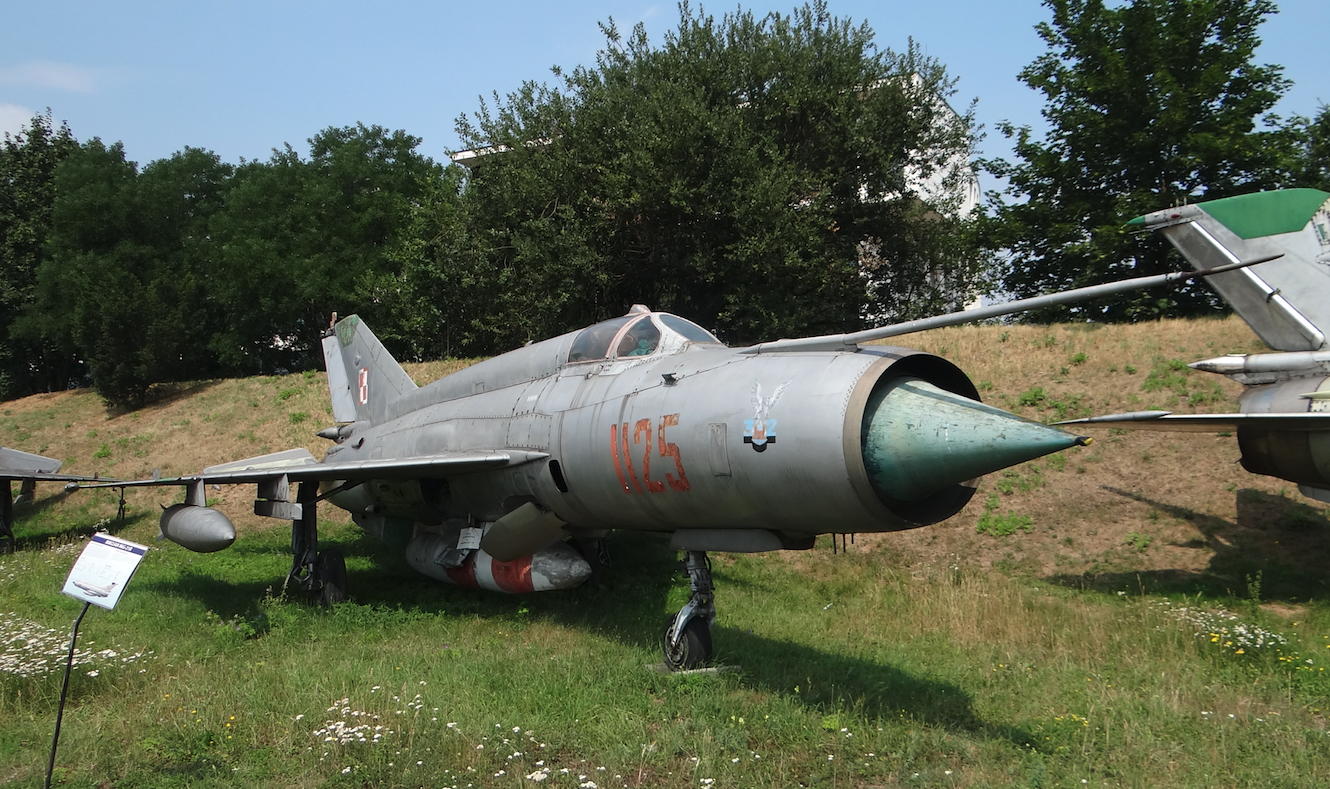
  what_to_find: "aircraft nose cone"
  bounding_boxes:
[862,377,1086,503]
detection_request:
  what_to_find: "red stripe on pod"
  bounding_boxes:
[445,559,478,589]
[490,555,534,594]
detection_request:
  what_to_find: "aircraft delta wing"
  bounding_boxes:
[103,446,551,556]
[1,446,116,553]
[1060,189,1330,503]
[76,260,1263,670]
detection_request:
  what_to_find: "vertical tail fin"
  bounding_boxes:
[1130,189,1330,352]
[322,315,418,426]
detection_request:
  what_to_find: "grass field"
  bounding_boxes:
[2,317,1329,788]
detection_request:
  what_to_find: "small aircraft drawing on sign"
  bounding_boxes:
[72,579,117,598]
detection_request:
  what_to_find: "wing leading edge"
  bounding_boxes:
[3,447,116,549]
[74,447,551,490]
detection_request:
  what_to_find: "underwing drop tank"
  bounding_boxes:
[159,504,236,553]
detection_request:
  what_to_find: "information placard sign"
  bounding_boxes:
[61,534,148,610]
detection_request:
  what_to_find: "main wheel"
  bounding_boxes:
[317,549,348,606]
[662,616,712,671]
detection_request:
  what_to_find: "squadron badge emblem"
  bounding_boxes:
[744,380,789,452]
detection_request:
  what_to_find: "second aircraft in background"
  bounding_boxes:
[1061,188,1330,503]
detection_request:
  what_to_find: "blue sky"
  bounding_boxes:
[2,1,1326,175]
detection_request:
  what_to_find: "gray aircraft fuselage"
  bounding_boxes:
[320,309,1071,557]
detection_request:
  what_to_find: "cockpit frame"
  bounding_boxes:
[565,309,722,366]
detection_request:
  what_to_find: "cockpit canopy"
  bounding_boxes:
[567,307,722,364]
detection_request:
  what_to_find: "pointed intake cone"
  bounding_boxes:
[862,377,1087,503]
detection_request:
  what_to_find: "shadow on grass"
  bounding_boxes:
[103,380,224,418]
[1045,486,1330,601]
[712,628,1037,747]
[341,529,1035,747]
[11,504,148,552]
[10,486,75,519]
[129,523,1036,748]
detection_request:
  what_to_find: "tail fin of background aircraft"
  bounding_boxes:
[1129,188,1330,352]
[322,314,418,426]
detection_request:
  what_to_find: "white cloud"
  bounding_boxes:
[0,60,100,93]
[0,103,37,138]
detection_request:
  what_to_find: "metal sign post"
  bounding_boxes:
[47,534,148,789]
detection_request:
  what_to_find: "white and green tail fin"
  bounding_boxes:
[1130,188,1330,352]
[322,315,418,426]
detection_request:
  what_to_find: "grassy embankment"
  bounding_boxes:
[2,316,1328,788]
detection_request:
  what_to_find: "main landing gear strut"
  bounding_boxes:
[662,550,716,671]
[1,480,15,555]
[283,481,346,606]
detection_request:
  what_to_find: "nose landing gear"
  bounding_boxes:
[662,551,716,671]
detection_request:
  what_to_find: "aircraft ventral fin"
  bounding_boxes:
[76,448,550,489]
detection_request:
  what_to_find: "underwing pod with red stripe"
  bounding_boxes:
[404,532,591,593]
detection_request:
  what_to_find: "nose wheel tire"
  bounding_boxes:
[317,549,347,606]
[662,616,712,671]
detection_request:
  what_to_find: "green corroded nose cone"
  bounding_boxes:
[862,377,1086,503]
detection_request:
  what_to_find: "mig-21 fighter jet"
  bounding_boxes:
[77,260,1263,669]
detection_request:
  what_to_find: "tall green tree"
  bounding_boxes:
[454,1,983,350]
[982,0,1293,321]
[210,123,442,371]
[1281,105,1330,191]
[24,142,233,407]
[379,163,474,361]
[0,110,79,398]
